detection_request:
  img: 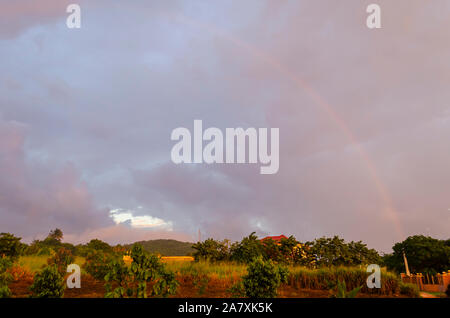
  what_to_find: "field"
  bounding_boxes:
[8,255,410,298]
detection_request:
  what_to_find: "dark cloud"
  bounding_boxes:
[1,1,449,251]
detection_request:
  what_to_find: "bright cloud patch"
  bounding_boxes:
[110,208,173,230]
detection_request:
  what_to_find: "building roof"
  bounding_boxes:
[260,235,288,243]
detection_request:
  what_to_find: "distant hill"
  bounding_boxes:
[126,239,195,256]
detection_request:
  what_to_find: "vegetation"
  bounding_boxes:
[104,244,178,298]
[331,280,361,298]
[192,238,231,262]
[29,265,65,298]
[383,235,450,275]
[0,257,13,298]
[0,229,447,298]
[288,266,400,295]
[47,247,75,274]
[126,239,194,256]
[192,232,380,268]
[399,282,420,298]
[84,250,117,281]
[232,256,288,298]
[0,233,23,261]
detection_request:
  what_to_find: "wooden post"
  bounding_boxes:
[402,251,410,276]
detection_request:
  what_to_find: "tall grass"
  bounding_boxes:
[17,255,86,273]
[166,261,247,279]
[287,266,400,295]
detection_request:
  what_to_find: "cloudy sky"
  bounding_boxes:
[1,0,449,252]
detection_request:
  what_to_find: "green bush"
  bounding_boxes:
[230,232,265,264]
[0,233,22,261]
[30,265,65,298]
[47,247,75,274]
[84,250,116,281]
[399,282,420,298]
[104,244,178,298]
[0,257,13,298]
[239,256,288,298]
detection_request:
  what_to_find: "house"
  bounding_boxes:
[260,235,288,245]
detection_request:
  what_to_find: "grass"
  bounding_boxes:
[17,255,86,273]
[287,266,401,295]
[165,261,247,279]
[14,256,408,297]
[426,291,447,298]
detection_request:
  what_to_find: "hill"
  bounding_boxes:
[126,239,194,256]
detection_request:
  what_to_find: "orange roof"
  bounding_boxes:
[261,235,288,243]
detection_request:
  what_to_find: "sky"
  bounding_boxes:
[0,0,449,253]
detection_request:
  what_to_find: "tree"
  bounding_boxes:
[279,236,299,263]
[48,229,63,242]
[261,239,282,263]
[306,236,381,267]
[230,232,264,263]
[86,239,113,253]
[192,238,230,262]
[0,233,22,260]
[383,235,450,275]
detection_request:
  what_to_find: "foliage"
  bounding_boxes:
[230,232,265,264]
[0,233,22,261]
[48,228,64,242]
[192,238,230,262]
[0,257,13,298]
[383,235,450,275]
[29,265,65,298]
[128,239,194,256]
[104,244,178,298]
[7,265,33,282]
[239,256,288,298]
[86,239,113,253]
[288,266,400,295]
[261,239,283,263]
[330,280,362,298]
[399,282,420,298]
[307,236,381,267]
[47,247,75,274]
[84,250,117,281]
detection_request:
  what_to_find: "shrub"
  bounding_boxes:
[0,257,13,298]
[330,280,362,298]
[239,256,288,298]
[0,233,22,261]
[47,247,75,274]
[7,265,33,282]
[399,282,420,298]
[104,244,178,298]
[29,265,65,298]
[84,250,116,281]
